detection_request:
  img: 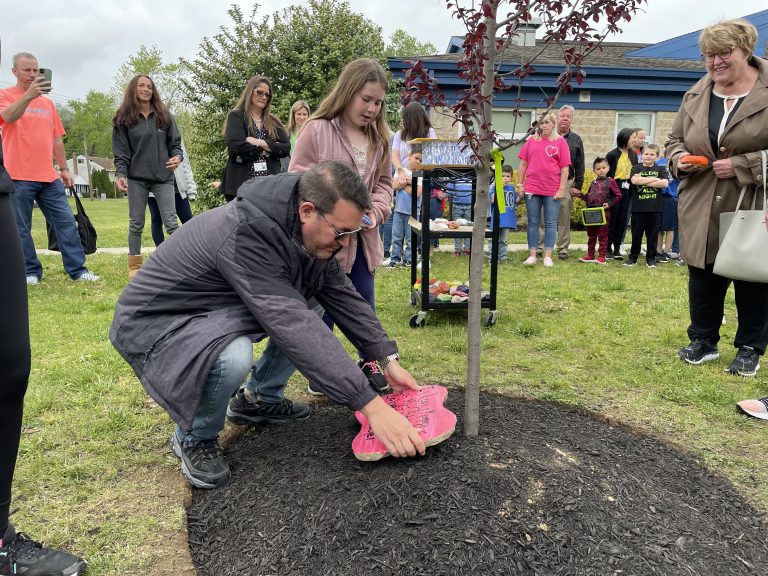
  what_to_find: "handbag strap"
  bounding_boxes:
[68,186,86,215]
[761,149,767,211]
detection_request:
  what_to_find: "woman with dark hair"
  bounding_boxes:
[605,127,640,259]
[389,101,437,265]
[112,74,183,277]
[222,75,289,200]
[666,18,768,388]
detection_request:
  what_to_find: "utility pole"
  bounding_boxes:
[83,136,94,200]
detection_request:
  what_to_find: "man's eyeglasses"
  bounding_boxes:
[253,89,272,99]
[700,48,734,63]
[318,211,361,240]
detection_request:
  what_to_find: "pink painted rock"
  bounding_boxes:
[352,385,457,461]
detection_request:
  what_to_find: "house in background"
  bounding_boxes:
[387,9,768,169]
[65,154,116,197]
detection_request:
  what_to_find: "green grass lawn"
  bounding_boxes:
[17,201,768,574]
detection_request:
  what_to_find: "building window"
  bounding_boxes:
[616,112,655,144]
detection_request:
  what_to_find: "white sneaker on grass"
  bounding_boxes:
[26,275,40,285]
[73,271,101,282]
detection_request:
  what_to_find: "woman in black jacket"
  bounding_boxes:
[222,76,290,201]
[112,74,182,277]
[605,127,640,258]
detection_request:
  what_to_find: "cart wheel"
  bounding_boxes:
[409,314,426,328]
[484,311,498,327]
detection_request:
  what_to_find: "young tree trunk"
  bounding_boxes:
[464,5,498,437]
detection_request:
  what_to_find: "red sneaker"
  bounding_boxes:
[579,255,596,263]
[596,256,607,264]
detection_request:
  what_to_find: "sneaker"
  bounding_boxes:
[736,396,768,420]
[381,257,391,267]
[613,251,625,261]
[463,249,471,256]
[452,251,461,257]
[73,271,100,282]
[523,256,537,266]
[0,526,87,576]
[677,339,719,365]
[387,259,401,268]
[578,255,595,263]
[558,253,569,260]
[596,256,607,264]
[675,258,686,267]
[170,435,230,489]
[26,275,39,286]
[623,258,637,266]
[227,389,310,425]
[605,248,614,259]
[669,252,679,259]
[359,360,391,393]
[646,261,657,268]
[656,253,671,263]
[543,256,554,267]
[725,346,760,377]
[307,383,325,396]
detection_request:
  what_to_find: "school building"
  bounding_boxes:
[387,9,768,168]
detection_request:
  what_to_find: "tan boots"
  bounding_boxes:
[128,255,143,279]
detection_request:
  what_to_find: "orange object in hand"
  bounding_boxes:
[680,155,710,167]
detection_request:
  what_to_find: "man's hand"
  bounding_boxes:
[712,158,735,179]
[60,170,73,188]
[382,360,420,392]
[25,77,50,101]
[116,176,128,192]
[359,396,426,458]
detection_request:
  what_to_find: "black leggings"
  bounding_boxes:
[0,194,31,534]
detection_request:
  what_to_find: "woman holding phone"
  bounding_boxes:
[112,74,183,278]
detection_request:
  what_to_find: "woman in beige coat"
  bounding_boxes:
[665,19,768,388]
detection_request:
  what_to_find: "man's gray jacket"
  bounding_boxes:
[110,172,396,430]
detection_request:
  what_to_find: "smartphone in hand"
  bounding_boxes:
[38,68,52,93]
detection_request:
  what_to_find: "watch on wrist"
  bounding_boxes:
[380,353,400,370]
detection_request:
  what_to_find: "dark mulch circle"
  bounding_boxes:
[187,390,768,575]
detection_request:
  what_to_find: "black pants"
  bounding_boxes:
[608,179,631,253]
[147,192,193,247]
[687,263,768,354]
[0,194,31,534]
[629,211,660,263]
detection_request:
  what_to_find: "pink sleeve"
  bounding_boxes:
[287,120,320,173]
[558,138,571,168]
[518,139,531,161]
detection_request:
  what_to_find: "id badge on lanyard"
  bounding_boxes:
[253,161,268,173]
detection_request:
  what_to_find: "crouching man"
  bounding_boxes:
[110,162,425,489]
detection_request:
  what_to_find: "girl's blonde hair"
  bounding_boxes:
[287,100,311,135]
[229,75,285,140]
[700,18,758,57]
[534,110,559,142]
[311,58,390,162]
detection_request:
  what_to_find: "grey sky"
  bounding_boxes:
[0,0,763,106]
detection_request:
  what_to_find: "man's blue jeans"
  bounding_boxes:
[245,299,326,403]
[11,180,87,279]
[525,194,560,250]
[452,203,472,252]
[174,335,254,445]
[390,211,412,263]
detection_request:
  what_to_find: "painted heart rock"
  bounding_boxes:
[352,385,457,461]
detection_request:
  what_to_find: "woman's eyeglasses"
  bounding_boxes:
[700,48,734,63]
[253,89,272,99]
[318,211,360,240]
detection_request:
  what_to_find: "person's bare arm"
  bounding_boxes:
[53,137,73,187]
[0,78,48,124]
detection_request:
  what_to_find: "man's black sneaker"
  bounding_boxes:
[646,260,657,268]
[623,257,637,266]
[613,251,624,260]
[359,360,391,393]
[605,248,614,259]
[0,525,87,576]
[677,339,719,365]
[725,346,761,377]
[656,253,670,263]
[170,436,230,489]
[226,390,310,425]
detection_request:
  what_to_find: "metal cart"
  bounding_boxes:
[407,166,500,328]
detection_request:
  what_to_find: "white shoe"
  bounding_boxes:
[523,256,537,266]
[543,256,554,267]
[381,258,391,267]
[26,275,40,285]
[73,271,101,282]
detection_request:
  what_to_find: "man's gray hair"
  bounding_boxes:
[298,161,371,214]
[12,52,37,67]
[558,104,575,115]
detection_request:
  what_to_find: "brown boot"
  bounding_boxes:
[128,255,143,279]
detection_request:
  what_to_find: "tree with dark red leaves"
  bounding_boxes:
[402,0,647,436]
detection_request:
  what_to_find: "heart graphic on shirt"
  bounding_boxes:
[545,145,559,158]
